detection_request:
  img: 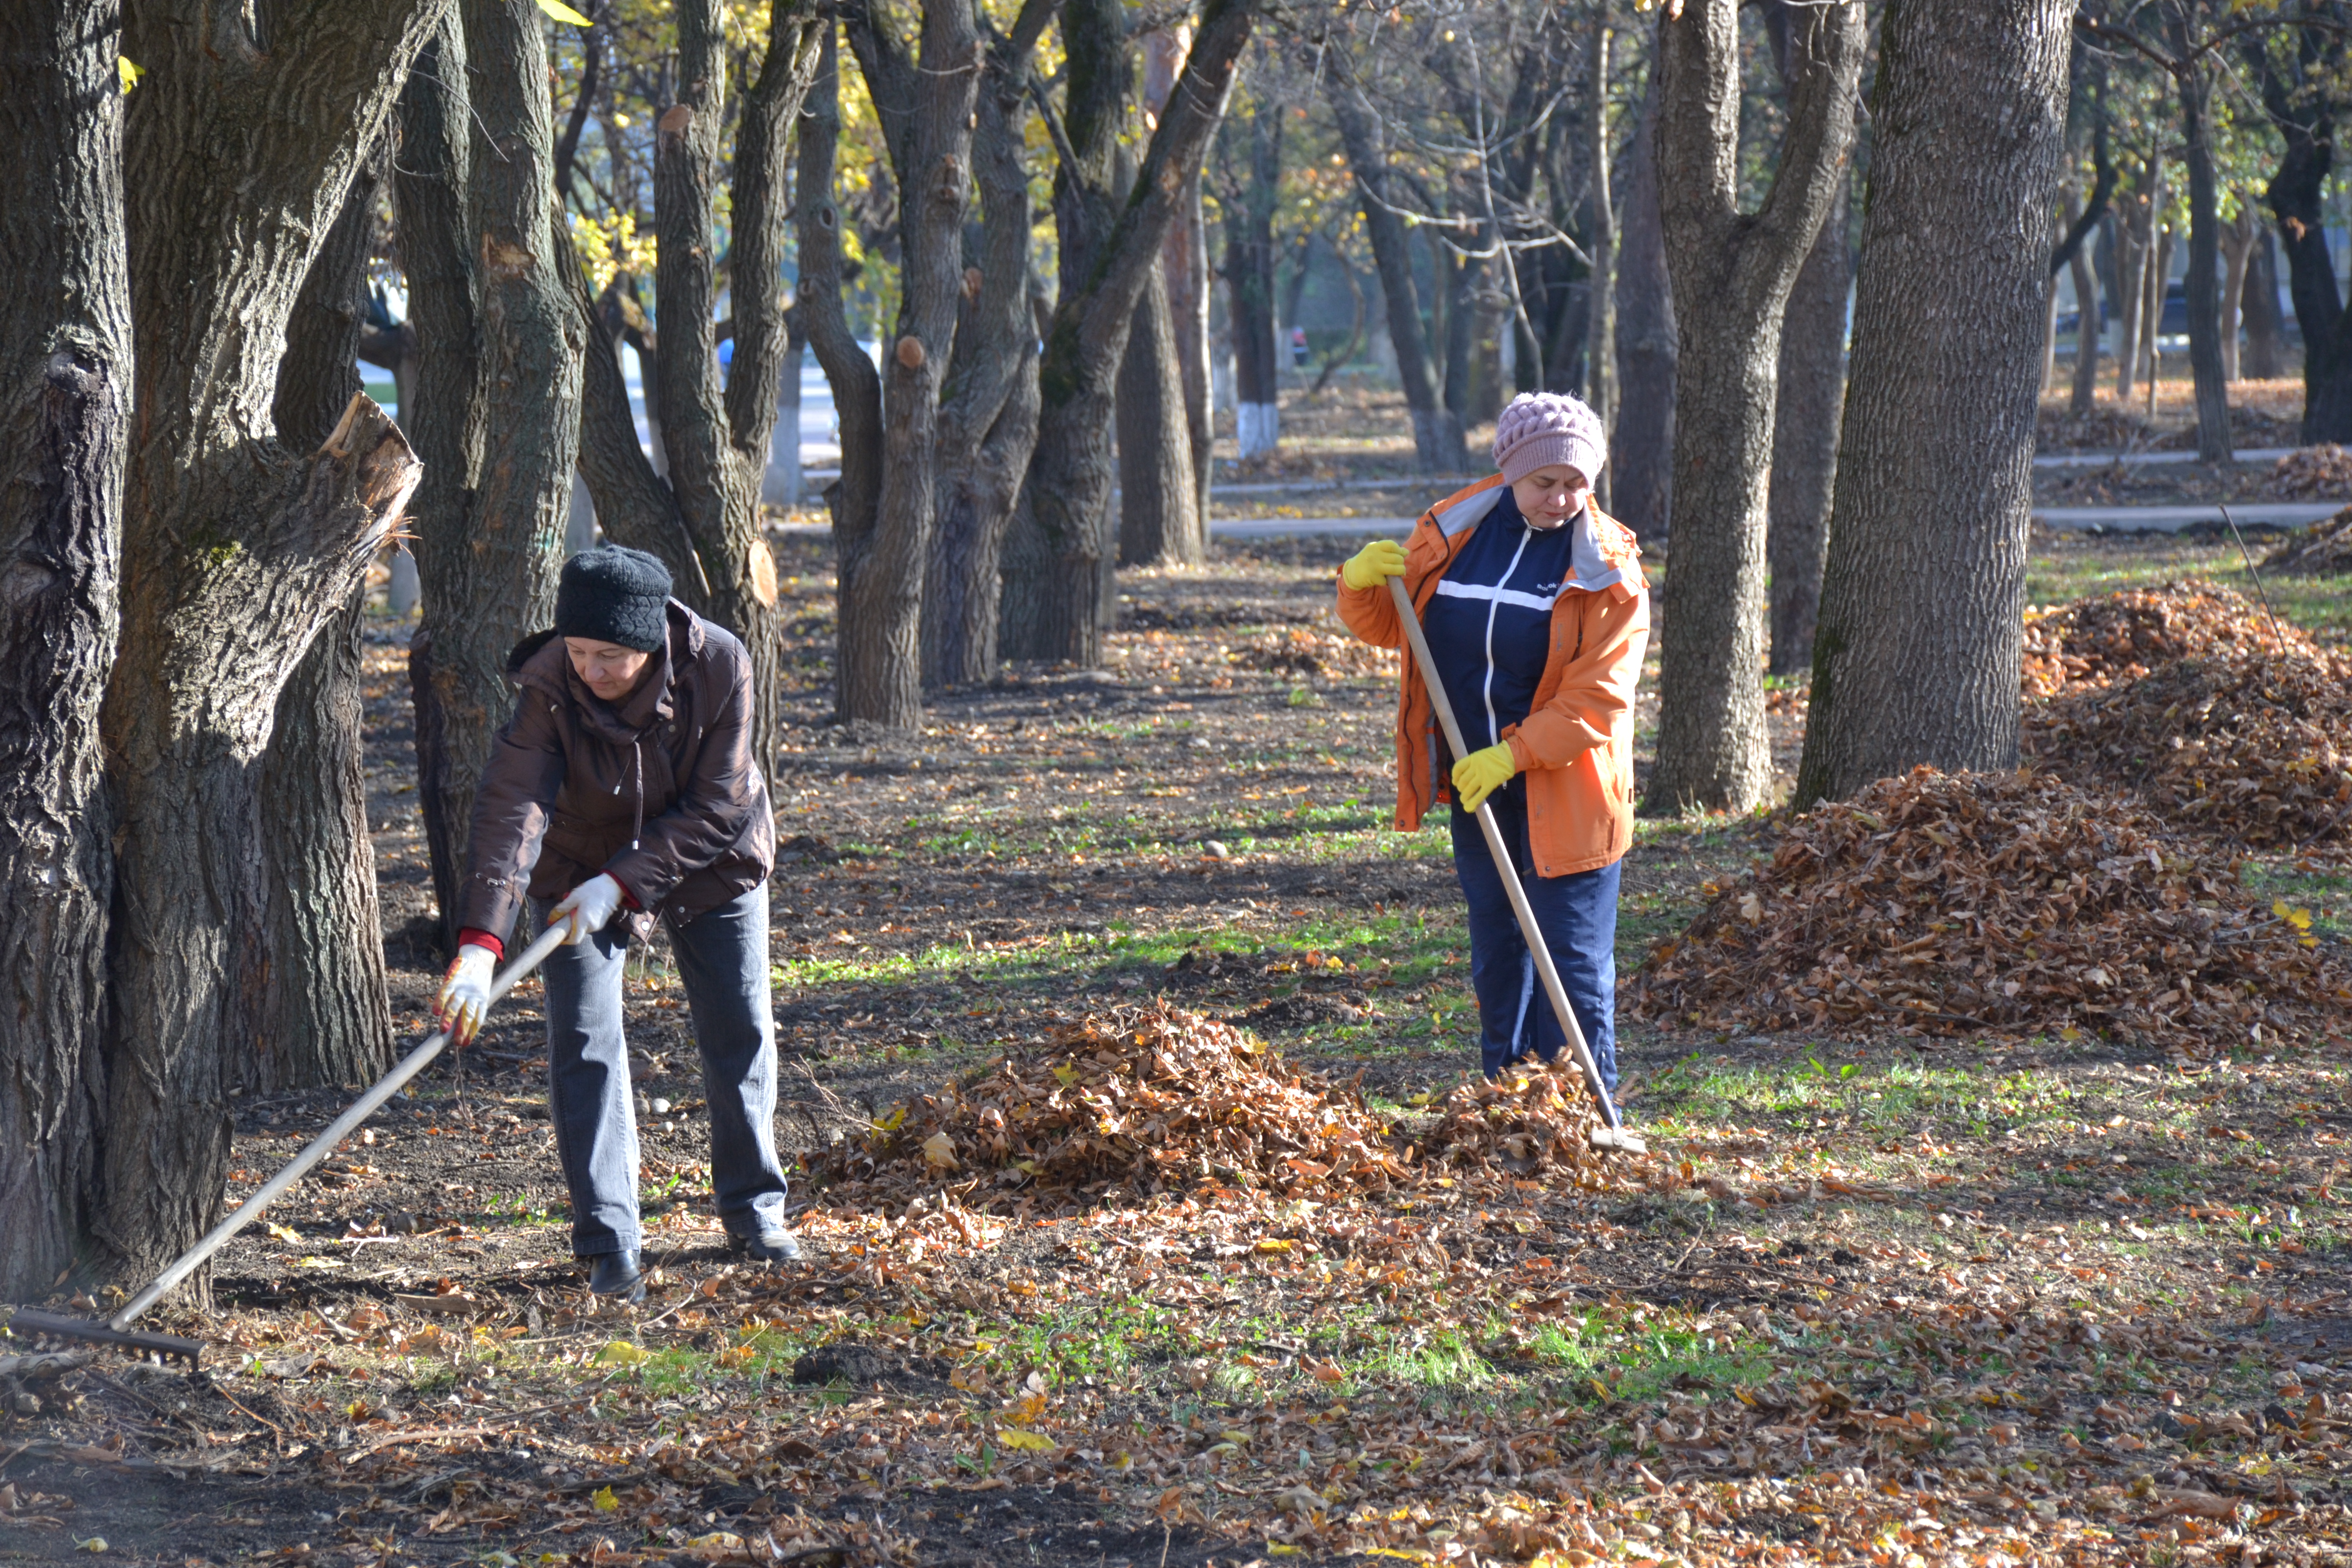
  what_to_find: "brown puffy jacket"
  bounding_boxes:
[455,599,775,944]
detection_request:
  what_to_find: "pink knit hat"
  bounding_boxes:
[1493,391,1606,486]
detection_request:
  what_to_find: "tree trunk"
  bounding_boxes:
[1767,172,1848,678]
[922,0,1054,689]
[1585,11,1616,506]
[1119,259,1203,566]
[655,0,824,747]
[1613,56,1676,547]
[1145,26,1215,533]
[2175,37,2232,463]
[824,0,983,727]
[2069,189,2102,415]
[1795,0,2074,808]
[2243,222,2287,380]
[2114,193,2146,403]
[0,0,124,1300]
[1645,0,1864,817]
[2218,203,2255,385]
[2142,220,2173,416]
[1000,0,1258,666]
[1230,93,1283,461]
[258,142,395,1090]
[2251,36,2352,439]
[104,0,434,1279]
[1324,56,1465,474]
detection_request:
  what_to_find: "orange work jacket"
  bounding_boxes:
[1334,475,1650,879]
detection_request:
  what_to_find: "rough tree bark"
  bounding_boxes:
[2220,201,2258,384]
[2069,189,2103,415]
[820,0,984,726]
[2170,12,2232,461]
[1119,257,1204,566]
[1325,44,1469,474]
[1585,9,1616,493]
[1645,0,1864,816]
[258,142,396,1090]
[0,0,124,1300]
[920,0,1054,689]
[653,0,825,746]
[998,0,1259,666]
[1796,0,2075,807]
[2249,24,2352,440]
[1612,56,1675,547]
[1766,173,1848,678]
[1147,26,1216,541]
[102,0,433,1278]
[2244,223,2287,379]
[2114,188,2147,403]
[1228,89,1284,463]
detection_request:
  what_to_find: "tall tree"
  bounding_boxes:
[1644,0,1864,815]
[1796,0,2075,807]
[1225,82,1285,464]
[921,0,1058,689]
[102,0,432,1276]
[1612,54,1674,547]
[2246,5,2352,441]
[654,0,825,742]
[1118,256,1204,566]
[1583,4,1616,492]
[0,0,125,1300]
[259,143,397,1089]
[397,2,587,950]
[997,0,1260,666]
[1147,25,1217,539]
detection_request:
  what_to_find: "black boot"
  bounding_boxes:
[585,1249,645,1304]
[727,1228,803,1264]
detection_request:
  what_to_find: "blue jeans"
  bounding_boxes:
[534,885,790,1257]
[1449,784,1620,1088]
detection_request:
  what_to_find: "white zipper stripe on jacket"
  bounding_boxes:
[1433,579,1561,614]
[1479,523,1534,749]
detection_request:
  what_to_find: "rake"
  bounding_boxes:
[7,924,571,1366]
[1386,573,1646,1156]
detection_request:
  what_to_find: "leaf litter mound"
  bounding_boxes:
[809,1003,1639,1213]
[809,1002,1416,1210]
[2264,504,2352,576]
[2024,645,2352,851]
[2020,578,2316,699]
[2268,443,2352,500]
[1628,767,2349,1058]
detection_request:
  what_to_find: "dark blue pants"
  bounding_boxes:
[1449,785,1620,1088]
[535,885,790,1258]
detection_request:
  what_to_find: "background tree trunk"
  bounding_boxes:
[1146,26,1215,532]
[1797,0,2075,808]
[2250,32,2352,439]
[1000,0,1258,667]
[2174,34,2231,462]
[2219,202,2257,384]
[1767,173,1848,678]
[1612,58,1675,548]
[1119,259,1203,566]
[2113,191,2146,403]
[656,0,824,744]
[2069,190,2103,415]
[1645,0,1864,817]
[1229,93,1284,462]
[1326,59,1466,474]
[1584,11,1616,507]
[258,143,396,1090]
[103,0,433,1278]
[0,0,125,1300]
[922,0,1054,690]
[2244,223,2287,379]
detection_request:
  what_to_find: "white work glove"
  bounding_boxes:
[550,872,625,946]
[434,944,498,1046]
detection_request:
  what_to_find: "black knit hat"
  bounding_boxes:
[555,546,672,652]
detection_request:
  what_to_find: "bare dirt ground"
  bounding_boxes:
[7,508,2352,1568]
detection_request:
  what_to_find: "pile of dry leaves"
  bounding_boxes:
[1420,1062,1621,1187]
[2265,506,2352,576]
[2020,579,2314,698]
[1627,767,2350,1057]
[809,1002,1413,1208]
[2025,647,2352,850]
[2269,444,2352,500]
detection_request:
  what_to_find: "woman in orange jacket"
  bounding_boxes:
[1335,392,1649,1084]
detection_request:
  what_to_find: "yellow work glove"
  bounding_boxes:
[1340,538,1407,592]
[1451,742,1518,812]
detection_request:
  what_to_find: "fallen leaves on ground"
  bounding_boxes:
[2268,443,2352,500]
[2266,503,2352,576]
[1422,1061,1615,1186]
[2021,579,2315,698]
[1627,766,2350,1056]
[2025,645,2352,851]
[807,1002,1413,1209]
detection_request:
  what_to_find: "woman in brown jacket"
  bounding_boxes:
[433,546,789,1303]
